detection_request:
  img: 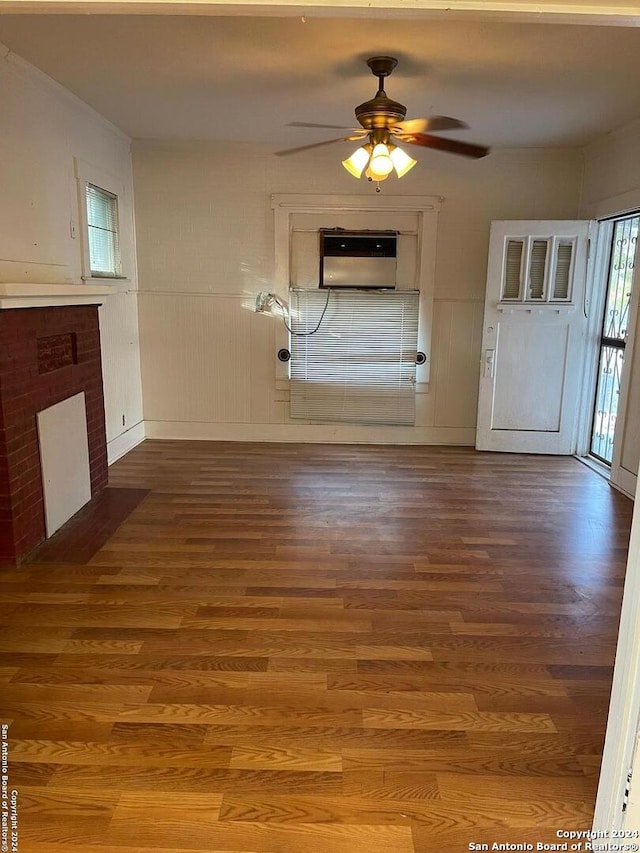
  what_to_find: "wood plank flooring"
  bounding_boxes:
[30,488,149,564]
[0,441,633,853]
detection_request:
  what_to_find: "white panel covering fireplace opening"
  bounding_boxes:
[289,288,420,425]
[37,392,92,537]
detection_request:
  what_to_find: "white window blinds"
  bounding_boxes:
[86,184,121,277]
[289,289,420,426]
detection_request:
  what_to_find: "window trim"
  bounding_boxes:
[85,183,122,279]
[75,158,129,283]
[271,193,441,387]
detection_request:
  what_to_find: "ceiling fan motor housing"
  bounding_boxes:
[355,56,407,131]
[355,94,407,130]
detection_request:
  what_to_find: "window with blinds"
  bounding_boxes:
[85,184,121,277]
[501,237,575,303]
[289,289,420,426]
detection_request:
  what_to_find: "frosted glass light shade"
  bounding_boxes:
[390,145,418,178]
[364,166,390,182]
[342,146,371,178]
[369,143,394,178]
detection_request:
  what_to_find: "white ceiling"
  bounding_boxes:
[1,13,640,150]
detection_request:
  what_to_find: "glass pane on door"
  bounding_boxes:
[590,216,639,464]
[591,345,626,462]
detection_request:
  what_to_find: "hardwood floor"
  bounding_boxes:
[0,441,633,853]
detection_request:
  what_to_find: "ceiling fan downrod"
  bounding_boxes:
[355,57,407,130]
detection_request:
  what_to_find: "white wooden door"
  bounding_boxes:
[610,259,640,499]
[624,728,640,830]
[476,220,592,454]
[594,470,640,835]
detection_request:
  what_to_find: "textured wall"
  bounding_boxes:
[0,44,143,462]
[133,142,583,444]
[581,116,640,219]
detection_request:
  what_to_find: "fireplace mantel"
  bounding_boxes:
[0,282,112,310]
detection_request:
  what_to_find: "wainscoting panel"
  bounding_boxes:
[432,298,484,429]
[138,293,253,424]
[99,289,144,448]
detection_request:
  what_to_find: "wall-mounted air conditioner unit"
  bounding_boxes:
[319,229,397,289]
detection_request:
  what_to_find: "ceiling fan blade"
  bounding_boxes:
[393,116,468,135]
[397,132,489,159]
[288,122,359,130]
[274,135,365,157]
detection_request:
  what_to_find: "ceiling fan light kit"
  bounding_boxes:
[277,55,489,190]
[369,142,395,177]
[341,144,372,178]
[389,145,418,178]
[343,140,418,183]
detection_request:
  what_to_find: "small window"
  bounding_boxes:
[85,184,121,277]
[500,236,575,305]
[528,239,549,300]
[502,240,523,300]
[552,242,574,300]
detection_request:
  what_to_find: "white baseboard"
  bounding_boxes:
[142,420,475,446]
[107,421,145,464]
[610,467,637,501]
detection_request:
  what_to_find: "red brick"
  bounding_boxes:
[0,306,107,566]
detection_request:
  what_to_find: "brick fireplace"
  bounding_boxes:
[0,303,108,565]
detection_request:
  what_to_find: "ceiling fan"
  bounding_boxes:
[275,56,489,184]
